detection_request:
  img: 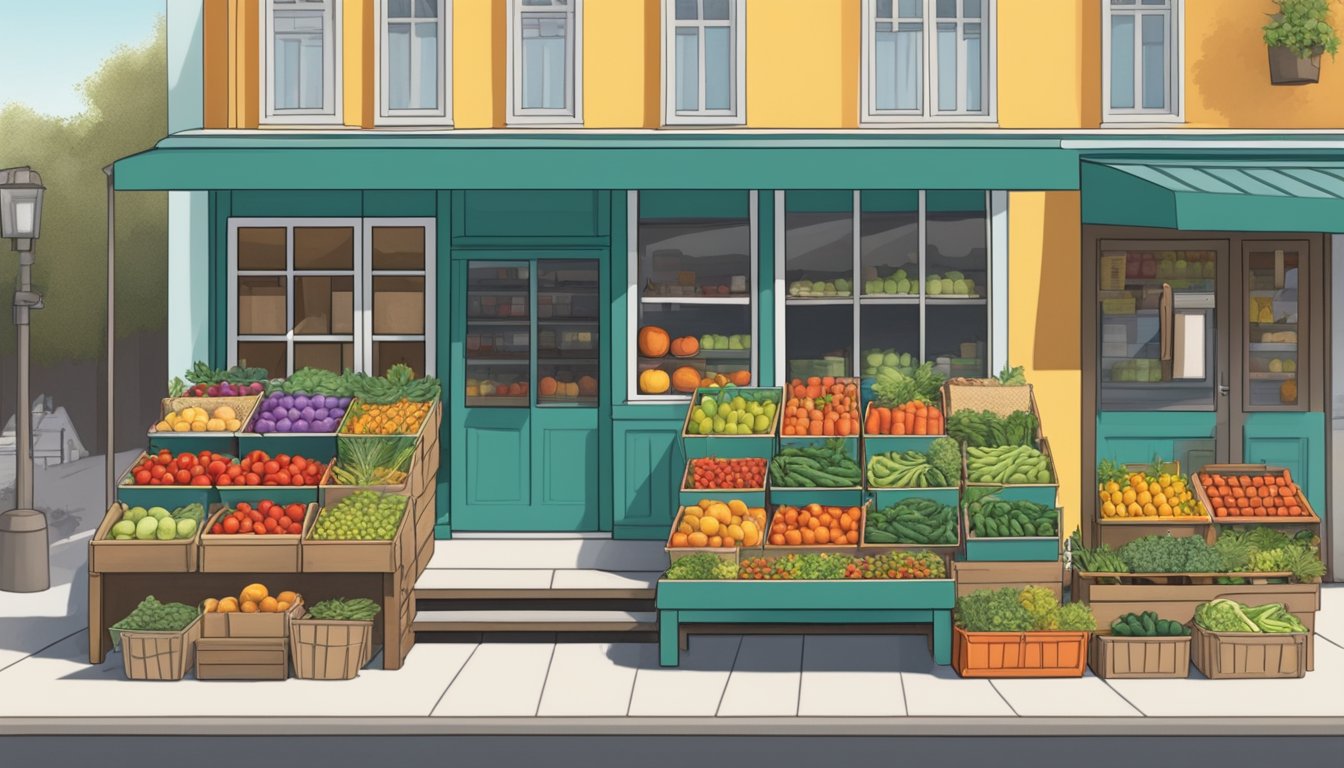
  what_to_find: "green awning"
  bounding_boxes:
[1082,158,1344,232]
[112,133,1080,191]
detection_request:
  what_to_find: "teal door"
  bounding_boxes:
[451,256,603,531]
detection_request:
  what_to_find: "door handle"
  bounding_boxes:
[1218,372,1230,397]
[1159,283,1174,363]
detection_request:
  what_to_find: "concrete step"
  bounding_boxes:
[415,568,659,600]
[413,609,658,634]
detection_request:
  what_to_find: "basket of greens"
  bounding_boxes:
[291,598,382,680]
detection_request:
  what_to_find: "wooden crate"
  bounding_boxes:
[202,601,304,639]
[198,503,315,573]
[1089,632,1191,679]
[952,626,1089,678]
[291,619,373,680]
[952,560,1064,599]
[303,492,411,573]
[196,637,289,681]
[88,503,201,574]
[119,615,202,681]
[1190,624,1306,679]
[963,438,1059,508]
[1191,463,1321,526]
[860,497,958,552]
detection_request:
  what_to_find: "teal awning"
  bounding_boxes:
[1082,158,1344,232]
[112,133,1080,191]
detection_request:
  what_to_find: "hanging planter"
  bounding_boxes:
[1263,0,1340,85]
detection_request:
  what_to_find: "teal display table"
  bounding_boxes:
[655,578,956,667]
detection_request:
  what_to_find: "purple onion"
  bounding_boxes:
[331,408,345,421]
[281,395,294,409]
[311,395,326,408]
[338,397,352,407]
[276,417,292,431]
[293,419,310,432]
[285,407,299,420]
[250,382,265,394]
[255,418,276,433]
[301,407,316,421]
[314,407,329,420]
[294,395,309,409]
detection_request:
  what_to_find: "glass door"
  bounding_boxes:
[465,261,531,406]
[1241,242,1308,411]
[537,259,600,406]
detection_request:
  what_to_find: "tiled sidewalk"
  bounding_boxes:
[1,585,1341,730]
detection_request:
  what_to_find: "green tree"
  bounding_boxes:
[0,18,167,363]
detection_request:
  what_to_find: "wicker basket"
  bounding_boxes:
[944,382,1035,419]
[119,615,203,681]
[290,619,373,680]
[151,395,262,434]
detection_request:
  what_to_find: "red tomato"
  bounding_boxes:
[287,523,302,535]
[175,469,192,484]
[177,454,195,469]
[237,502,253,512]
[190,465,205,477]
[253,525,267,536]
[245,472,261,485]
[291,474,306,486]
[249,450,267,464]
[275,454,291,467]
[258,500,272,512]
[248,510,263,522]
[149,464,167,479]
[207,460,227,477]
[216,475,232,486]
[191,475,211,486]
[228,465,243,478]
[267,506,283,520]
[292,456,307,472]
[133,470,151,484]
[222,516,241,534]
[277,516,293,529]
[288,505,305,522]
[263,460,280,475]
[211,523,224,535]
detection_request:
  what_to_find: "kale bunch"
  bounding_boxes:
[926,437,963,482]
[1119,534,1225,573]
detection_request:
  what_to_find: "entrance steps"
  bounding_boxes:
[412,539,663,643]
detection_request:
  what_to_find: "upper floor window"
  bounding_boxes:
[509,0,582,124]
[862,0,996,124]
[377,0,452,125]
[663,0,746,125]
[1103,0,1183,122]
[263,0,343,124]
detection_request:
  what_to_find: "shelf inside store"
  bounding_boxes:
[467,288,529,295]
[640,295,751,305]
[537,357,599,365]
[537,317,599,324]
[1249,343,1298,352]
[1247,371,1296,380]
[537,396,599,408]
[466,357,529,365]
[640,350,752,363]
[1251,321,1298,330]
[467,318,531,326]
[785,297,854,306]
[858,294,919,305]
[924,296,987,306]
[539,285,599,295]
[465,396,530,408]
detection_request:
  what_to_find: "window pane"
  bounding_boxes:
[414,0,437,17]
[703,0,730,21]
[925,190,987,300]
[237,341,287,378]
[238,277,287,335]
[415,21,439,109]
[372,226,426,270]
[388,0,411,17]
[860,191,920,295]
[300,30,324,108]
[936,0,956,17]
[237,227,286,270]
[927,304,988,377]
[467,261,529,407]
[965,22,982,113]
[898,0,921,15]
[294,275,354,335]
[277,37,300,109]
[676,28,700,111]
[704,26,732,110]
[862,304,921,376]
[521,16,568,110]
[675,0,698,20]
[374,341,426,377]
[1110,14,1136,109]
[876,0,893,17]
[936,22,957,111]
[388,22,412,109]
[1247,248,1303,407]
[964,0,982,18]
[294,342,354,373]
[876,22,922,111]
[1141,13,1167,110]
[373,275,426,334]
[294,227,353,270]
[785,196,854,379]
[537,260,599,407]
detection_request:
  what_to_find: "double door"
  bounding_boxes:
[1086,233,1328,527]
[450,253,604,532]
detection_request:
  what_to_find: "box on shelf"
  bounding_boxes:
[761,499,867,557]
[196,637,290,681]
[115,453,218,510]
[202,600,304,639]
[943,381,1037,420]
[290,619,374,680]
[151,394,261,435]
[678,457,767,509]
[861,396,949,456]
[1189,624,1306,679]
[1088,632,1192,679]
[1190,463,1321,526]
[198,503,315,573]
[952,626,1089,678]
[216,483,321,507]
[962,438,1059,508]
[88,502,201,574]
[119,615,202,682]
[951,560,1064,599]
[960,502,1061,562]
[682,387,781,459]
[302,493,412,573]
[665,505,757,564]
[236,433,338,464]
[859,497,959,553]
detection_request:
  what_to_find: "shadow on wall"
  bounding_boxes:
[1032,193,1083,372]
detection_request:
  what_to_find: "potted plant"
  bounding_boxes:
[1263,0,1341,84]
[952,586,1097,678]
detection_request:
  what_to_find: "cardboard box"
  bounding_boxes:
[198,503,315,573]
[373,287,425,334]
[951,560,1063,599]
[1190,624,1306,679]
[202,600,304,639]
[196,637,289,681]
[89,503,201,574]
[1089,632,1191,679]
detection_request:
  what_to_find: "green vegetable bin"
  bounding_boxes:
[777,435,860,460]
[960,503,1061,562]
[869,486,959,510]
[147,434,238,455]
[678,458,767,509]
[769,488,866,508]
[962,438,1060,508]
[682,387,781,460]
[860,499,961,552]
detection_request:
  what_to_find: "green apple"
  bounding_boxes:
[754,414,771,432]
[135,517,159,541]
[882,278,898,294]
[147,506,169,520]
[896,278,912,294]
[894,269,908,281]
[111,520,136,538]
[698,417,713,434]
[176,519,197,539]
[927,278,943,295]
[728,335,744,350]
[125,506,147,523]
[835,278,850,293]
[712,417,727,434]
[952,279,969,295]
[726,411,739,426]
[700,334,715,350]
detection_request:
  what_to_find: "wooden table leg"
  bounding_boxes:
[382,572,404,670]
[659,610,679,667]
[88,571,105,664]
[932,609,952,665]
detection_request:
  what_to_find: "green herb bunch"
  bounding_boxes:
[1264,0,1341,59]
[664,553,739,581]
[307,597,381,622]
[956,587,1096,633]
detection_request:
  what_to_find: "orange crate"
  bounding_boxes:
[1191,464,1320,524]
[952,625,1089,678]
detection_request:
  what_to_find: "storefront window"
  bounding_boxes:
[782,190,990,381]
[466,261,531,407]
[229,218,436,377]
[1245,243,1306,409]
[631,191,755,400]
[538,259,600,406]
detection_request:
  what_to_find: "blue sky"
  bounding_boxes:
[0,0,163,118]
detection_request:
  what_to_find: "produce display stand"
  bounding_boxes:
[951,560,1064,599]
[664,505,754,564]
[115,456,218,510]
[1088,631,1192,679]
[655,578,955,667]
[237,432,338,464]
[943,381,1038,422]
[196,637,290,681]
[769,488,866,508]
[146,394,262,455]
[1069,571,1321,670]
[952,625,1089,678]
[680,387,781,459]
[859,500,960,554]
[960,504,1061,562]
[1190,624,1307,679]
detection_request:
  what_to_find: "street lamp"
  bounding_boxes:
[0,166,49,594]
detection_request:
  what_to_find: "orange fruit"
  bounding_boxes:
[240,583,269,603]
[240,600,260,613]
[276,590,298,605]
[276,601,292,612]
[727,499,748,516]
[217,597,239,613]
[202,598,219,614]
[259,596,279,613]
[687,531,708,547]
[671,532,689,547]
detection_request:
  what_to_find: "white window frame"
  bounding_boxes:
[375,0,453,126]
[227,218,437,376]
[773,191,998,385]
[861,0,997,125]
[1102,0,1184,124]
[662,0,747,126]
[507,0,583,125]
[262,0,344,125]
[626,190,759,403]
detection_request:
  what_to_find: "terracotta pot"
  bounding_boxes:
[1267,45,1322,85]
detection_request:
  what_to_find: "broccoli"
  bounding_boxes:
[1018,586,1059,628]
[926,438,963,484]
[1054,602,1097,631]
[956,588,1035,632]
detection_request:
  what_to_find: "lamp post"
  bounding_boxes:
[0,166,49,593]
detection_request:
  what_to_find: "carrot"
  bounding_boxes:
[904,408,915,434]
[878,407,892,434]
[865,411,880,434]
[892,420,906,435]
[914,413,927,435]
[808,420,823,436]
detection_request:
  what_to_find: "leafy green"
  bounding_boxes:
[872,362,945,407]
[956,587,1093,632]
[111,596,199,639]
[1055,602,1098,632]
[307,597,381,622]
[1263,0,1340,58]
[947,409,1038,448]
[1119,534,1225,573]
[1018,586,1059,628]
[665,554,739,580]
[332,437,415,486]
[926,437,963,482]
[996,363,1026,386]
[185,361,270,386]
[1195,599,1261,633]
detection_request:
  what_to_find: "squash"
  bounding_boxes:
[638,326,670,358]
[670,336,699,357]
[639,369,670,394]
[563,381,579,398]
[1281,378,1298,405]
[578,375,598,397]
[672,366,702,393]
[729,369,751,386]
[538,376,558,396]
